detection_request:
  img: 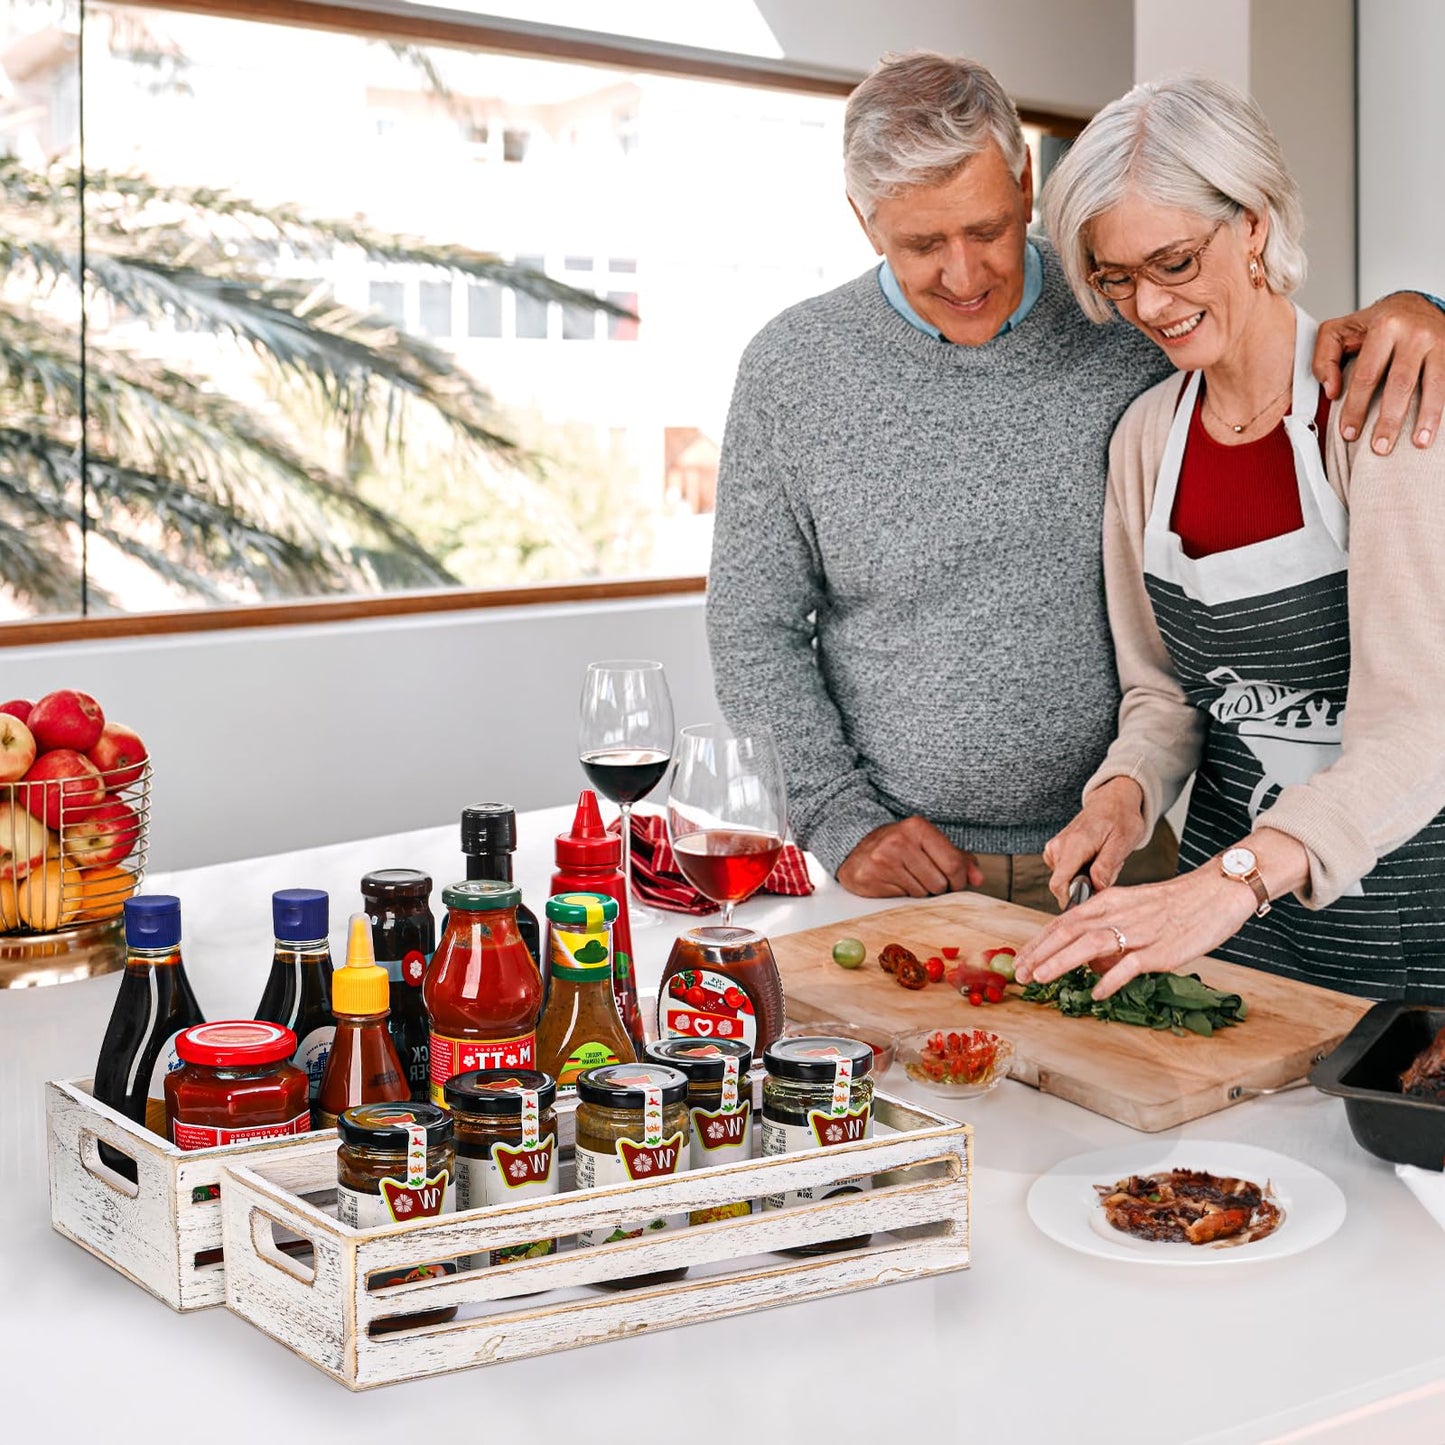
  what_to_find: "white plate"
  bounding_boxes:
[1027,1141,1346,1266]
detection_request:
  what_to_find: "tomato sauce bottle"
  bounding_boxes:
[424,880,544,1106]
[316,914,409,1128]
[657,926,787,1056]
[94,894,205,1179]
[253,888,335,1125]
[550,790,643,1051]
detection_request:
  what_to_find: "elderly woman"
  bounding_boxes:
[1014,74,1445,1003]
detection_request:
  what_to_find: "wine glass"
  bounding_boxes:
[666,724,788,928]
[578,660,675,906]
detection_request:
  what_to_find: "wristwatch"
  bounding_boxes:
[1221,846,1271,918]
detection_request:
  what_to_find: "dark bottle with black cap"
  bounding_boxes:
[94,894,206,1178]
[360,869,436,1104]
[461,804,541,967]
[254,888,335,1126]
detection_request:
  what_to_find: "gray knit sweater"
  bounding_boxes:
[706,242,1173,875]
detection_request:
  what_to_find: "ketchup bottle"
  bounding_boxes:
[551,791,643,1052]
[423,880,544,1107]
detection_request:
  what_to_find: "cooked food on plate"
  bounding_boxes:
[1095,1168,1283,1247]
[1399,1022,1445,1102]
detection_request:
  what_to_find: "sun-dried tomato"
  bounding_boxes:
[878,943,917,977]
[896,954,929,990]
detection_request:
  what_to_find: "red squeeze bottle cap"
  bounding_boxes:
[555,789,621,868]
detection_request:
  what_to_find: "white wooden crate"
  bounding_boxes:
[46,1077,335,1311]
[220,1092,971,1390]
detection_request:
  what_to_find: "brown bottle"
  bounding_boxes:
[656,925,786,1055]
[316,914,409,1128]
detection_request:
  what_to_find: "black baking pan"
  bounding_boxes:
[1310,1001,1445,1170]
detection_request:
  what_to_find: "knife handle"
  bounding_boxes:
[1065,874,1094,911]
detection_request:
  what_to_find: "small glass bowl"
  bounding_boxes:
[786,1018,898,1081]
[898,1028,1014,1098]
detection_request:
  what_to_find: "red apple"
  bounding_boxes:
[28,689,105,753]
[0,715,36,783]
[61,796,140,868]
[0,699,32,724]
[0,802,51,880]
[86,722,148,790]
[21,749,104,829]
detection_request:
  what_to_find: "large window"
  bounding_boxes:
[0,2,1063,627]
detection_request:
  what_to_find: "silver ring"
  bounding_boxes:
[1108,925,1128,956]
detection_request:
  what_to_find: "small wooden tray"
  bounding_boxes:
[219,1092,971,1390]
[47,1077,336,1311]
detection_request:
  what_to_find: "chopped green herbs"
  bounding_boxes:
[1020,967,1248,1035]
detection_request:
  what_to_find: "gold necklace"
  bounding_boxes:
[1204,379,1293,435]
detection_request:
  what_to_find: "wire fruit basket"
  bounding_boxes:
[0,760,152,987]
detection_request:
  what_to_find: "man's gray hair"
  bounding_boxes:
[1042,73,1307,323]
[844,52,1027,219]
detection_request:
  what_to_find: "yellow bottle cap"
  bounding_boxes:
[331,912,390,1016]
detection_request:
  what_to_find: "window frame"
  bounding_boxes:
[3,0,1085,649]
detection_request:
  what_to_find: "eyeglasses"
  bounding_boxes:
[1087,220,1226,301]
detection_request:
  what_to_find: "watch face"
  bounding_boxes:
[1222,847,1257,877]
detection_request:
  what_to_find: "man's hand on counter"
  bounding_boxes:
[836,815,985,898]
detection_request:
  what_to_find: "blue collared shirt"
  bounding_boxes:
[878,240,1043,341]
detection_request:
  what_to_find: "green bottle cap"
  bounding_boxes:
[545,892,619,927]
[441,879,520,911]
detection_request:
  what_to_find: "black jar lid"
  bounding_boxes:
[445,1069,557,1116]
[338,1102,453,1149]
[763,1035,873,1083]
[644,1037,753,1081]
[576,1063,688,1109]
[360,869,433,901]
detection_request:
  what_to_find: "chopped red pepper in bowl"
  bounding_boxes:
[899,1028,1014,1098]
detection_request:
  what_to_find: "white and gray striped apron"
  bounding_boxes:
[1143,308,1445,1002]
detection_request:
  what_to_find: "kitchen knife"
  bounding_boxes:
[1065,874,1093,911]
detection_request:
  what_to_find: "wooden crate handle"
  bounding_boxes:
[249,1206,317,1287]
[78,1128,140,1200]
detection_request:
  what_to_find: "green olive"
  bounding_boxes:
[832,937,866,969]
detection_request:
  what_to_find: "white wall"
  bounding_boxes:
[2,595,718,869]
[1358,0,1445,301]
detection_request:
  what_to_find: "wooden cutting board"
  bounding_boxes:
[771,893,1371,1133]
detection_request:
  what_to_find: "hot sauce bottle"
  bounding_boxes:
[253,888,335,1125]
[461,805,541,967]
[361,869,435,1104]
[94,894,205,1178]
[657,926,786,1056]
[316,914,409,1129]
[550,790,644,1052]
[424,880,544,1106]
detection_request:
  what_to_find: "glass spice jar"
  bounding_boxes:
[445,1068,559,1269]
[164,1021,310,1150]
[336,1102,457,1330]
[574,1063,690,1285]
[644,1037,754,1224]
[761,1035,875,1253]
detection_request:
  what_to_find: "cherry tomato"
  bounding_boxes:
[925,957,945,983]
[985,977,1007,1004]
[941,947,960,960]
[968,989,984,1007]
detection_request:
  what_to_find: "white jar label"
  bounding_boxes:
[455,1134,558,1266]
[574,1133,687,1248]
[760,1104,872,1212]
[337,1169,456,1290]
[172,1109,311,1151]
[660,968,756,1046]
[689,1101,751,1169]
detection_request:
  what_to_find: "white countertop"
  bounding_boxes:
[7,804,1445,1443]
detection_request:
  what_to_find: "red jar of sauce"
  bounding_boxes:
[164,1021,311,1150]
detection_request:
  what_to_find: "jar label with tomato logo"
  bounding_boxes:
[574,1130,688,1248]
[759,1105,873,1212]
[661,969,756,1046]
[428,1030,536,1105]
[171,1109,312,1151]
[456,1133,558,1267]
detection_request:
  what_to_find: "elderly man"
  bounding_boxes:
[706,51,1445,909]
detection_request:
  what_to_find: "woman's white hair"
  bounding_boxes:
[1041,73,1307,323]
[844,52,1027,219]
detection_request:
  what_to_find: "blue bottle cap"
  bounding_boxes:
[124,895,182,950]
[272,888,329,943]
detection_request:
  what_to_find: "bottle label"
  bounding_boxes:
[455,1130,558,1267]
[171,1109,311,1151]
[761,1104,872,1212]
[574,1131,688,1248]
[146,1030,187,1111]
[384,949,432,988]
[428,1030,536,1105]
[295,1026,335,1104]
[550,925,611,981]
[555,1040,624,1092]
[661,968,756,1046]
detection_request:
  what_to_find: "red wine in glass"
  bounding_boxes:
[580,747,670,806]
[671,831,784,903]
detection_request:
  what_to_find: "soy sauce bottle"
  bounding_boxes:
[94,895,205,1179]
[462,804,541,968]
[254,888,335,1127]
[361,869,435,1104]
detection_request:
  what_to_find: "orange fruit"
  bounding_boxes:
[0,878,18,930]
[16,859,82,930]
[73,864,138,921]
